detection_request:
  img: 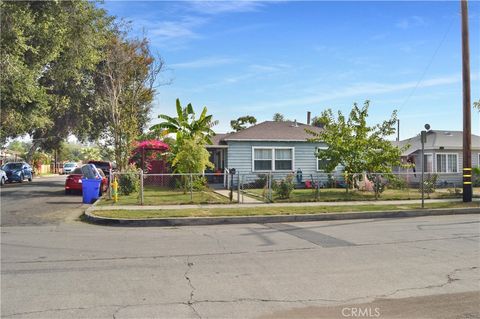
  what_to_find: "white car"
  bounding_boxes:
[63,162,78,175]
[0,169,7,185]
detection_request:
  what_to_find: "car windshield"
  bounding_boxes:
[71,168,83,174]
[64,163,76,167]
[3,163,23,170]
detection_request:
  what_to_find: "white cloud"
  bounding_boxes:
[170,56,238,69]
[237,74,463,111]
[396,15,427,30]
[149,16,207,41]
[186,1,265,15]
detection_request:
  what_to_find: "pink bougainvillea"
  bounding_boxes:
[129,140,170,172]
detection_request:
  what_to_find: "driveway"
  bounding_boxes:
[1,214,479,318]
[1,175,86,226]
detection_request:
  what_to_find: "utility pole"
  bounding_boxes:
[461,0,472,202]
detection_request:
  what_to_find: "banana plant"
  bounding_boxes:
[150,99,218,144]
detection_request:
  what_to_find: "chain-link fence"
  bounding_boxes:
[237,171,472,203]
[104,171,476,205]
[107,172,237,205]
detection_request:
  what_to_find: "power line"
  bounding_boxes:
[397,13,457,115]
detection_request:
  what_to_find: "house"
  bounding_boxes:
[206,120,339,184]
[393,130,480,186]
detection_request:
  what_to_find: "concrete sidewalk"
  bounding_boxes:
[93,198,479,211]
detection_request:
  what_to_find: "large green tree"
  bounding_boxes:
[230,115,257,132]
[307,101,405,191]
[1,1,111,152]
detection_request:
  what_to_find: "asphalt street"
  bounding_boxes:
[1,178,480,319]
[1,175,85,226]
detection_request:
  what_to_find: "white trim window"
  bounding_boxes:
[253,148,272,171]
[252,147,294,171]
[436,153,458,173]
[275,148,293,170]
[315,146,330,172]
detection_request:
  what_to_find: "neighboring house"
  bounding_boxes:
[206,120,340,185]
[393,130,480,186]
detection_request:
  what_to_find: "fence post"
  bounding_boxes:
[237,174,241,203]
[140,169,144,205]
[190,174,193,202]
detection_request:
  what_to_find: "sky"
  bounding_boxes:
[100,0,480,140]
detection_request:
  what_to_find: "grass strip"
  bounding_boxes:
[92,202,479,219]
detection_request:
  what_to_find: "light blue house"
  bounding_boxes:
[207,120,339,182]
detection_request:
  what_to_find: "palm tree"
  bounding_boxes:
[150,99,218,144]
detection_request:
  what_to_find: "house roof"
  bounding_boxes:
[216,121,323,142]
[393,130,480,156]
[207,133,231,147]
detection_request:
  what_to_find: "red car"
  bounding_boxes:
[65,166,108,195]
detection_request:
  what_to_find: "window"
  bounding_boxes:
[252,147,294,171]
[317,159,330,171]
[436,153,458,173]
[423,154,433,172]
[253,149,272,171]
[316,146,330,171]
[275,149,293,170]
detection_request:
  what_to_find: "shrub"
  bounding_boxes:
[386,174,407,190]
[420,174,438,198]
[473,167,480,187]
[192,176,207,191]
[273,174,295,199]
[118,165,140,195]
[367,174,386,199]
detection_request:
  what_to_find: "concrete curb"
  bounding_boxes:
[83,206,480,227]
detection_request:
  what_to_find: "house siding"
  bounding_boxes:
[226,140,335,176]
[399,149,480,186]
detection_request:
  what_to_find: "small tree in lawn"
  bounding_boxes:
[172,135,213,193]
[307,100,406,198]
[151,100,217,191]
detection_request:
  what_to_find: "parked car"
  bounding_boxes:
[0,169,7,185]
[87,161,116,178]
[65,165,108,195]
[62,162,78,175]
[1,162,33,183]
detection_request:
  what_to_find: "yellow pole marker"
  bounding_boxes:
[112,177,119,203]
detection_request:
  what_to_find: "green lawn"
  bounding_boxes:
[98,186,230,206]
[246,187,479,202]
[92,201,480,219]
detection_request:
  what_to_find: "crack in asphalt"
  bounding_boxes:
[184,256,201,319]
[4,265,477,318]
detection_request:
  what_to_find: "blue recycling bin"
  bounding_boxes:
[82,178,101,204]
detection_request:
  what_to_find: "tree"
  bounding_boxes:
[80,147,101,162]
[96,29,165,171]
[311,116,324,128]
[474,99,480,111]
[230,115,257,132]
[150,99,218,145]
[0,1,112,150]
[272,113,286,122]
[307,101,406,194]
[171,136,213,174]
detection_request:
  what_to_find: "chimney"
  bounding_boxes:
[307,111,311,125]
